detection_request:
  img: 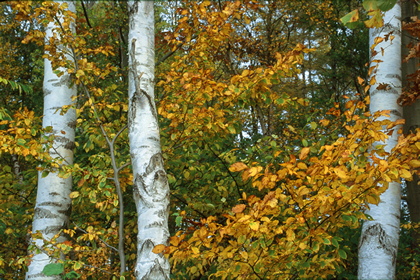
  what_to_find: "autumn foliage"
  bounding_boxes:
[0,0,419,279]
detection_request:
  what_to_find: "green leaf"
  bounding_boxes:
[340,9,360,29]
[363,0,379,11]
[377,0,397,11]
[3,165,11,172]
[338,249,347,259]
[175,215,183,226]
[16,138,26,146]
[42,263,64,276]
[342,215,352,221]
[363,0,397,12]
[227,125,236,134]
[64,271,81,279]
[276,98,285,105]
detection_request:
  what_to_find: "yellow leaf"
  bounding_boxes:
[409,159,420,168]
[267,198,278,208]
[370,76,376,85]
[240,251,248,260]
[366,194,380,205]
[190,266,198,274]
[299,242,307,250]
[288,125,296,133]
[382,173,391,182]
[374,37,384,45]
[333,167,348,179]
[229,162,247,172]
[69,191,80,198]
[286,228,295,241]
[152,244,166,254]
[400,169,412,180]
[297,162,307,170]
[191,247,200,255]
[241,69,250,77]
[299,147,310,160]
[298,187,310,196]
[248,166,262,177]
[249,221,260,231]
[365,10,384,28]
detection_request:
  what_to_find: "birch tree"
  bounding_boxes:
[358,2,402,279]
[127,1,170,279]
[26,1,77,279]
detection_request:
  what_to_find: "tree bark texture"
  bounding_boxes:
[26,1,77,280]
[358,3,402,279]
[127,1,170,279]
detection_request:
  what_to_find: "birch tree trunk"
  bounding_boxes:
[26,2,76,279]
[358,3,402,279]
[127,1,170,279]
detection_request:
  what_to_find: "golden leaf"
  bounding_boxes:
[191,247,200,255]
[369,76,376,85]
[249,221,260,231]
[299,147,310,160]
[152,244,167,254]
[400,169,412,180]
[229,162,247,172]
[241,69,250,77]
[409,159,420,168]
[299,242,307,250]
[69,191,80,198]
[333,167,348,179]
[248,166,262,177]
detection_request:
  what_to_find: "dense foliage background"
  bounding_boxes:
[0,0,419,279]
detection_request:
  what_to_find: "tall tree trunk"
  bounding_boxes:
[26,1,77,279]
[358,3,402,279]
[402,0,420,246]
[127,1,170,279]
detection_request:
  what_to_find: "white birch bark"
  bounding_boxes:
[26,2,76,279]
[358,3,402,279]
[127,1,170,279]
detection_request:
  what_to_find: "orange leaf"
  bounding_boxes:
[232,204,246,213]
